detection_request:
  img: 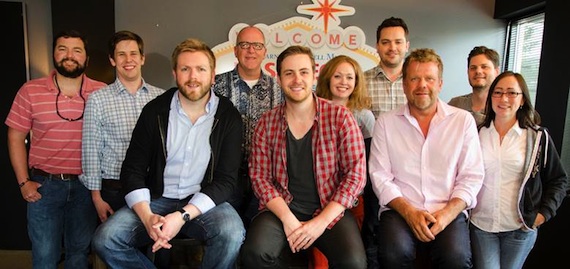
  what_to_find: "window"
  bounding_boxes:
[505,13,545,105]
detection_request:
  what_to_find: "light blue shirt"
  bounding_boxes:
[80,78,164,190]
[125,90,218,215]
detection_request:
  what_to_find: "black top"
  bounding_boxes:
[287,128,320,217]
[120,88,244,207]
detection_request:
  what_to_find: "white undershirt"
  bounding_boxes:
[244,79,258,88]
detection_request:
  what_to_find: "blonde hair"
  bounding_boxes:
[403,48,443,79]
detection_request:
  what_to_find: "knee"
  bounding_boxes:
[240,243,274,268]
[218,228,244,250]
[91,227,105,254]
[214,211,245,248]
[334,251,367,269]
[219,218,245,243]
[378,243,415,267]
[435,248,472,268]
[92,224,113,255]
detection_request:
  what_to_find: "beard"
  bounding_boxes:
[471,84,487,93]
[178,80,212,102]
[54,57,87,78]
[409,91,437,111]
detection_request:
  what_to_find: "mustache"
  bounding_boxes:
[59,57,80,65]
[184,80,202,87]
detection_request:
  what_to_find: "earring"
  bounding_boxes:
[519,105,523,110]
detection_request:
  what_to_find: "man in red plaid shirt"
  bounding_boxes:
[241,45,367,269]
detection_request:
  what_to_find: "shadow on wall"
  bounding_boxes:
[144,52,174,90]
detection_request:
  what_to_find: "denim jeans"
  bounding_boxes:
[470,223,537,269]
[28,175,97,269]
[93,198,244,269]
[376,210,472,269]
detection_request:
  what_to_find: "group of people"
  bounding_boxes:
[6,16,569,269]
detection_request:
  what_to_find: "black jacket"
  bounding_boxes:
[120,88,244,206]
[519,126,568,229]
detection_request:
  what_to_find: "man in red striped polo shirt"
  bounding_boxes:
[6,30,106,269]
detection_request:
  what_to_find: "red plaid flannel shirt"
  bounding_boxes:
[249,94,366,228]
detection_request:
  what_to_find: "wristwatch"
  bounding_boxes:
[178,209,191,222]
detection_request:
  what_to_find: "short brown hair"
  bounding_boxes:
[376,17,409,43]
[108,30,144,59]
[276,45,315,76]
[468,46,500,69]
[171,38,216,72]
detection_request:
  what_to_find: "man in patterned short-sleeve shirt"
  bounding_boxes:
[213,25,281,225]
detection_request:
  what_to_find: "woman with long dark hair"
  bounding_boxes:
[470,71,569,269]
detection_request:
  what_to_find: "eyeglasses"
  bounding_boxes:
[237,42,265,50]
[54,76,85,121]
[491,91,523,99]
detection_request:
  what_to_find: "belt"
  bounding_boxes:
[31,168,78,181]
[102,179,122,191]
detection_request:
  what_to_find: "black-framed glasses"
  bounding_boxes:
[54,77,85,121]
[491,91,523,99]
[237,42,265,50]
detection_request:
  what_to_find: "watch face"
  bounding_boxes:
[179,209,190,222]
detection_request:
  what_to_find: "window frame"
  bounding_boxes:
[503,12,545,105]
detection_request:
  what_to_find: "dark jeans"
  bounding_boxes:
[241,210,366,269]
[28,175,97,269]
[93,199,244,269]
[376,210,472,269]
[362,182,380,269]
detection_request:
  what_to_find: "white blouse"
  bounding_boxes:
[471,121,527,232]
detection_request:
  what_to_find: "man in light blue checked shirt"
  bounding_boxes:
[80,30,164,222]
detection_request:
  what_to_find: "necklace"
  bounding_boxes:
[54,75,85,121]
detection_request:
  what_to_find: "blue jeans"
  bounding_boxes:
[28,175,97,269]
[93,198,244,269]
[470,223,537,269]
[376,210,472,269]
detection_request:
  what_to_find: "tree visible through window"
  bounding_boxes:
[505,13,545,105]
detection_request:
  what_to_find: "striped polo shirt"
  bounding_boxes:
[5,70,106,175]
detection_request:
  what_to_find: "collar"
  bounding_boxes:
[113,78,149,95]
[48,69,86,94]
[172,89,219,115]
